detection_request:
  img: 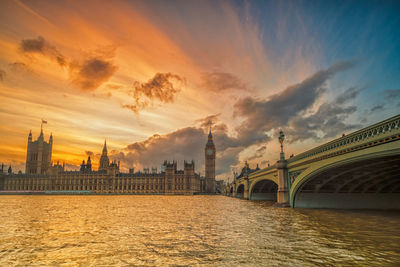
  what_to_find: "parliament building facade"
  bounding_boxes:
[0,128,217,195]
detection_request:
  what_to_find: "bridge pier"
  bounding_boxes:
[277,159,289,206]
[232,183,236,197]
[243,178,249,200]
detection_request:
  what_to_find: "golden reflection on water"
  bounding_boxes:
[0,195,399,266]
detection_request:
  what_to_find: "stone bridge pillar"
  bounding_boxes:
[243,178,249,200]
[276,159,289,206]
[232,182,236,197]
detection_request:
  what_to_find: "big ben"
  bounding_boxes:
[205,128,216,193]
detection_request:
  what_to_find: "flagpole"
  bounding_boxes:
[41,119,47,132]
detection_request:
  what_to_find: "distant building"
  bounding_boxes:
[235,161,260,180]
[215,180,225,193]
[0,128,217,195]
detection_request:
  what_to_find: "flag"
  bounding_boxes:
[42,119,47,124]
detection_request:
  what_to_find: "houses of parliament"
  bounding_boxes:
[0,128,216,194]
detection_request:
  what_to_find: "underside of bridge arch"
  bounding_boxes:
[229,187,233,196]
[293,155,400,209]
[250,180,278,201]
[236,184,244,198]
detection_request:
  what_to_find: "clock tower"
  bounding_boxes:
[205,128,216,193]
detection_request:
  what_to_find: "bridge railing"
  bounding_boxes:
[287,114,400,163]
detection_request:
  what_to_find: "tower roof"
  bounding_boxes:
[207,127,214,146]
[102,139,107,154]
[38,128,44,141]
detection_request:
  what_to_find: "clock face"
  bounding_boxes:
[207,149,213,155]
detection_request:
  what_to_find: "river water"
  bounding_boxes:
[0,195,399,266]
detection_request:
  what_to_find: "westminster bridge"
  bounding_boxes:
[224,114,400,209]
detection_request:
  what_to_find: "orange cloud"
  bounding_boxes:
[20,36,66,66]
[122,72,185,113]
[69,57,118,91]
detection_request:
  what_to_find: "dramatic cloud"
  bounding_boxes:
[18,36,118,91]
[69,57,118,91]
[285,87,362,142]
[335,87,361,105]
[233,61,356,145]
[248,145,267,161]
[8,62,32,73]
[384,89,400,107]
[286,106,359,141]
[370,104,384,113]
[111,127,206,171]
[110,62,361,179]
[201,72,248,91]
[112,62,360,178]
[0,69,5,81]
[20,36,66,66]
[384,89,400,99]
[195,113,221,128]
[123,72,185,113]
[110,118,242,176]
[216,146,243,176]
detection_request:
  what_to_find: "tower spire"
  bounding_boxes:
[99,139,110,171]
[102,139,107,154]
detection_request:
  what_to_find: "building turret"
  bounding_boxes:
[48,133,53,170]
[26,131,32,173]
[86,156,92,171]
[38,126,44,141]
[99,139,110,172]
[184,160,196,194]
[164,160,177,193]
[80,160,86,172]
[8,165,12,174]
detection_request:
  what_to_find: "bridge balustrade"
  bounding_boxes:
[287,114,400,163]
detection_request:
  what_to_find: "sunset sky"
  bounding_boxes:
[0,0,399,179]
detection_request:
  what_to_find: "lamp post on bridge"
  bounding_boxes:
[276,130,289,206]
[279,130,285,160]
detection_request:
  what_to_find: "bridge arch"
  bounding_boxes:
[290,149,400,209]
[249,179,278,201]
[236,184,244,198]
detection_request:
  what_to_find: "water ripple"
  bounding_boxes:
[0,195,399,266]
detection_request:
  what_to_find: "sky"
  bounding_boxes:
[0,0,399,179]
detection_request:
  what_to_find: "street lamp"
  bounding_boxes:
[279,130,285,160]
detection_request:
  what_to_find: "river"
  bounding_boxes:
[0,195,399,266]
